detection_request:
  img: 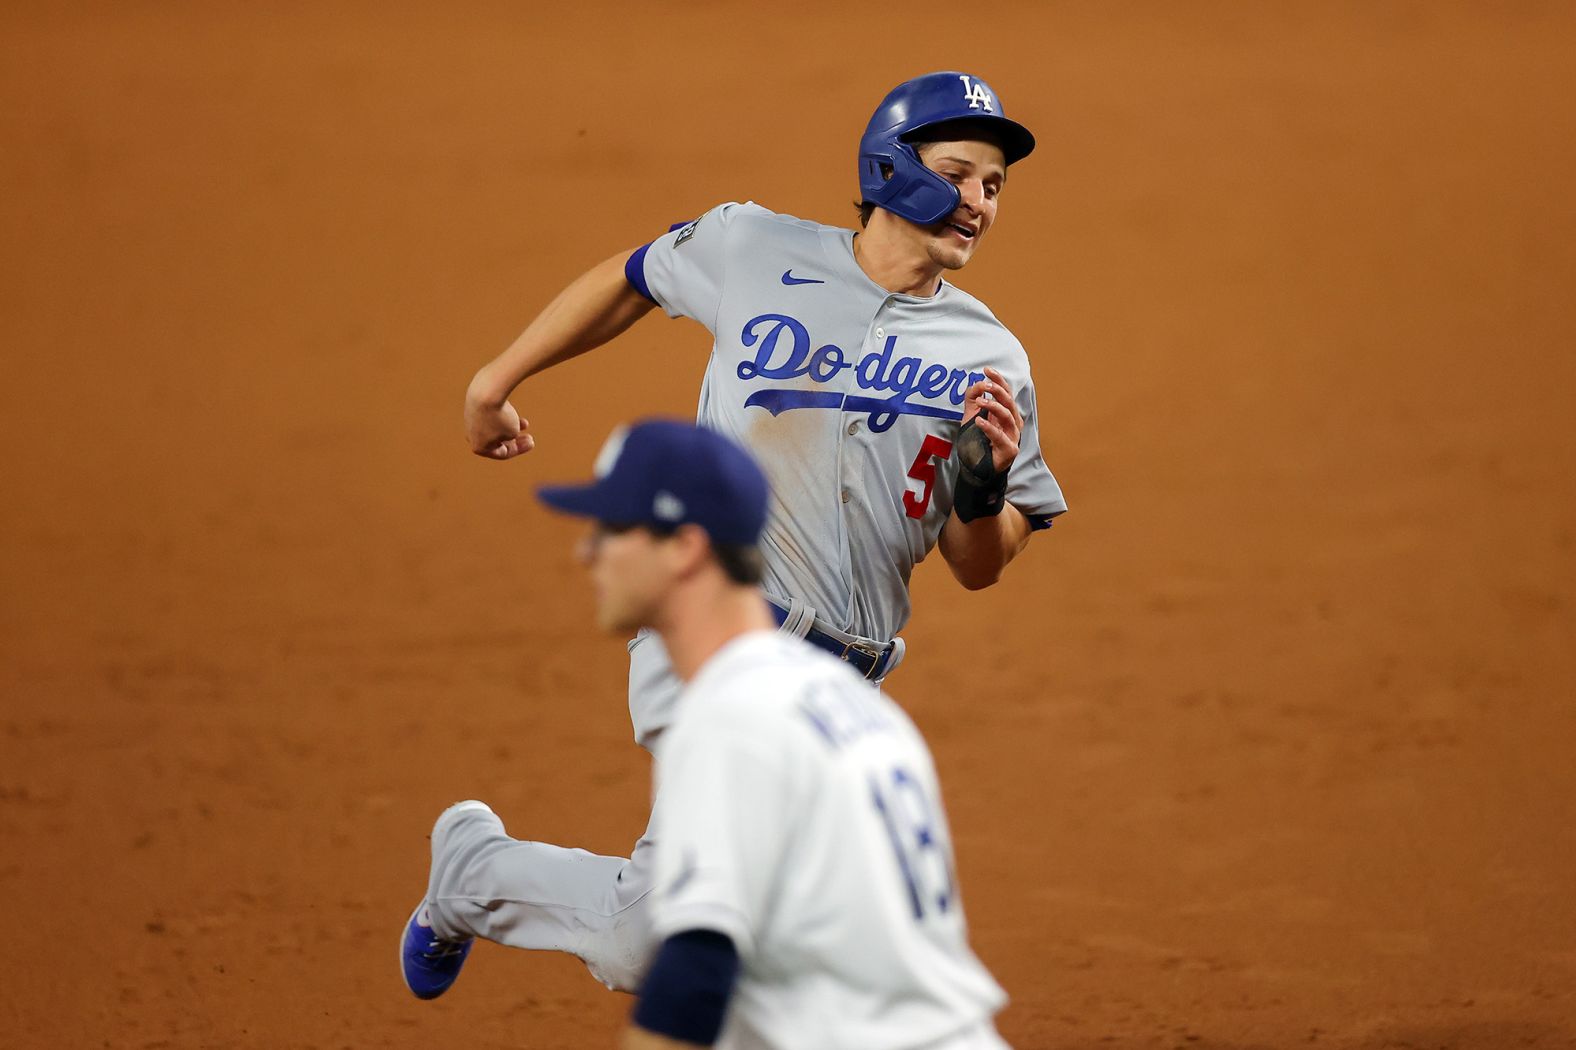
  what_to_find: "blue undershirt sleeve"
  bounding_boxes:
[631,928,741,1046]
[624,242,655,303]
[623,218,704,305]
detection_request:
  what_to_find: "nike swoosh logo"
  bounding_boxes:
[781,270,825,286]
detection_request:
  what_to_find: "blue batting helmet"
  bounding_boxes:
[858,71,1036,227]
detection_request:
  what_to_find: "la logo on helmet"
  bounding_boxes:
[958,75,995,113]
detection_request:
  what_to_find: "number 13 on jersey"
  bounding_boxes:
[870,765,957,920]
[902,435,955,519]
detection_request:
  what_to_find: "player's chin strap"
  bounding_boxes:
[764,594,906,685]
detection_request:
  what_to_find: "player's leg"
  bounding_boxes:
[402,636,680,995]
[423,800,659,991]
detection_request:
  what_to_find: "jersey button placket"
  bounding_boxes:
[843,309,889,512]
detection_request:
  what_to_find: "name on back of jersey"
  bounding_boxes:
[795,680,901,752]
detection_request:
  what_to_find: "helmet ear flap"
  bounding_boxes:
[859,153,891,192]
[884,172,961,227]
[858,138,960,227]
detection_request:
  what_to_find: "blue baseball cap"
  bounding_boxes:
[537,419,769,547]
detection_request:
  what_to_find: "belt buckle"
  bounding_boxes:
[840,639,887,680]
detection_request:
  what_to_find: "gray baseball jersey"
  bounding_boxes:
[625,202,1067,744]
[651,630,1009,1050]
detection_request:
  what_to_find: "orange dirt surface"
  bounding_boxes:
[3,4,1574,1048]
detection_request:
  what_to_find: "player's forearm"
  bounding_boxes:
[937,501,1033,590]
[468,248,655,407]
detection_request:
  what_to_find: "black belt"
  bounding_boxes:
[767,599,899,682]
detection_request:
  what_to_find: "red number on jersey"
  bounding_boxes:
[902,435,954,519]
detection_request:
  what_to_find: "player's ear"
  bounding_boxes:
[668,523,714,577]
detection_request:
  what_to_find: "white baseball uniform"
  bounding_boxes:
[650,629,1010,1050]
[424,204,1066,991]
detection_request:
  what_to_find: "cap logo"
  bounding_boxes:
[958,74,994,113]
[652,490,685,522]
[593,426,629,478]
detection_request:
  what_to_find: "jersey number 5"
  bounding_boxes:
[870,765,957,921]
[902,435,955,520]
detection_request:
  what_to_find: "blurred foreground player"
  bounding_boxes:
[537,420,1012,1049]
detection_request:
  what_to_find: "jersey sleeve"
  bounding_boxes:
[625,201,760,334]
[1005,372,1068,530]
[648,700,800,959]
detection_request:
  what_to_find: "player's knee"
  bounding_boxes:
[586,946,651,993]
[584,911,659,992]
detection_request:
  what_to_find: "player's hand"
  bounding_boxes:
[961,366,1023,473]
[464,377,536,460]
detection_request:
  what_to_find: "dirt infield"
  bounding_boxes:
[3,4,1574,1048]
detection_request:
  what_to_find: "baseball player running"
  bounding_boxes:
[401,71,1066,1000]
